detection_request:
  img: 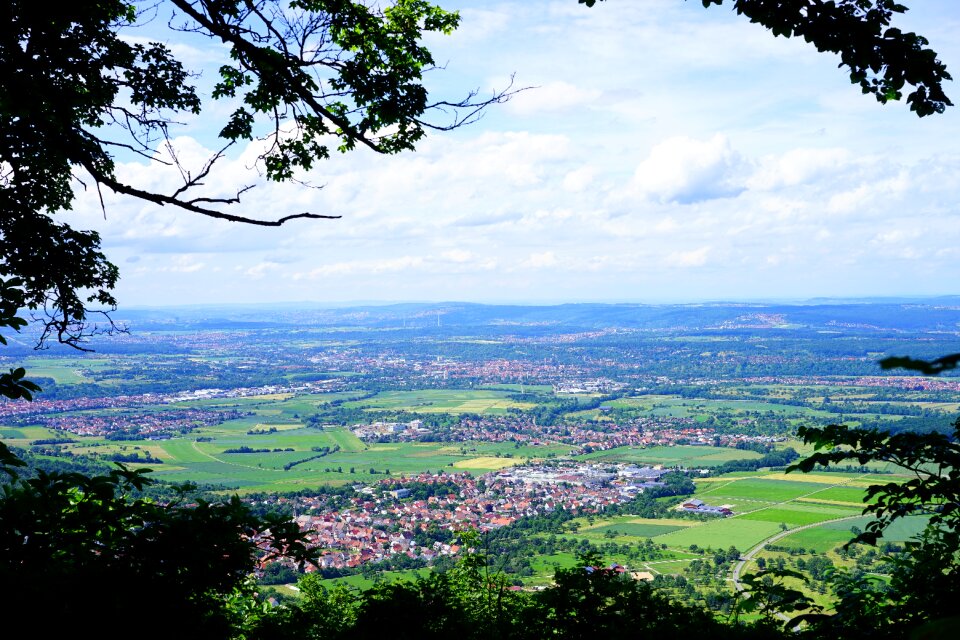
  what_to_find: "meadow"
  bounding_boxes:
[582,445,763,467]
[547,470,904,585]
[341,389,535,414]
[136,432,549,492]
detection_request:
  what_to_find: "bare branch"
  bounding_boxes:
[31,294,128,352]
[79,155,340,224]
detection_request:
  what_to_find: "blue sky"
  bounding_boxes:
[67,0,960,306]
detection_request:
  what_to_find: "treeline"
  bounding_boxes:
[5,445,114,477]
[101,451,164,464]
[283,445,340,471]
[711,448,800,474]
[511,392,625,427]
[382,479,461,501]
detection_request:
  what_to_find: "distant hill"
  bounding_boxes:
[96,299,960,334]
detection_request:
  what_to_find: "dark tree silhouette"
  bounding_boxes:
[1,0,513,346]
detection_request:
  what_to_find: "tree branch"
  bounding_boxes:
[77,155,340,224]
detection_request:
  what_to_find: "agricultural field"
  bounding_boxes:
[546,471,900,577]
[341,389,535,414]
[90,429,566,492]
[3,306,954,607]
[582,445,763,467]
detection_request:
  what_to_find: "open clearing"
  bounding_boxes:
[589,522,685,538]
[655,518,783,549]
[342,389,535,414]
[452,456,520,470]
[583,445,762,468]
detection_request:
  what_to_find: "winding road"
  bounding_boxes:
[730,513,865,593]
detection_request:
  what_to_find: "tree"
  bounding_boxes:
[0,277,41,399]
[581,0,951,117]
[788,419,960,637]
[0,442,311,640]
[1,0,511,347]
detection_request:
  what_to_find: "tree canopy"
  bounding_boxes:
[582,0,952,117]
[1,0,510,347]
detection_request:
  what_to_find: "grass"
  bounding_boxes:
[583,445,762,468]
[640,559,695,575]
[452,456,522,470]
[655,518,783,550]
[342,389,534,414]
[588,523,685,538]
[737,504,860,527]
[13,356,105,384]
[314,568,432,591]
[699,478,833,503]
[326,428,367,452]
[776,527,855,553]
[805,486,874,504]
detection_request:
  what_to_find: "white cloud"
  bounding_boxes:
[506,81,603,116]
[154,256,206,273]
[562,166,596,192]
[747,148,853,190]
[664,247,710,268]
[441,249,474,263]
[58,0,960,305]
[627,135,746,204]
[294,257,425,280]
[522,251,558,269]
[871,229,916,245]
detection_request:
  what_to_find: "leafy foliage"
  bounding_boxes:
[787,418,960,638]
[0,443,313,639]
[1,0,510,347]
[879,352,960,375]
[0,278,40,398]
[791,419,960,547]
[580,0,951,117]
[735,568,822,629]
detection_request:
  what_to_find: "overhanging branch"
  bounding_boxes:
[79,157,340,225]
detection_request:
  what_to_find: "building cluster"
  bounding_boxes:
[745,375,960,392]
[680,498,733,516]
[357,413,782,454]
[259,463,670,573]
[352,419,430,440]
[553,378,626,394]
[34,409,246,437]
[164,379,344,403]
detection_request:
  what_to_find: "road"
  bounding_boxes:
[730,514,864,592]
[727,514,864,623]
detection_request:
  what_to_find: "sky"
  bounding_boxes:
[66,0,960,307]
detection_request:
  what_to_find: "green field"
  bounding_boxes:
[699,477,833,503]
[120,427,567,492]
[313,568,432,591]
[737,503,860,527]
[588,522,685,538]
[776,526,857,553]
[805,486,877,504]
[583,445,762,467]
[654,518,783,550]
[342,389,534,414]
